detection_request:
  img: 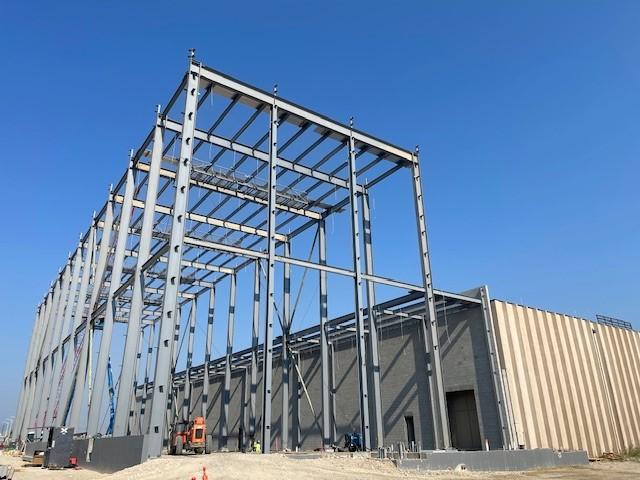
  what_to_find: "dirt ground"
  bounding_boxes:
[2,452,640,480]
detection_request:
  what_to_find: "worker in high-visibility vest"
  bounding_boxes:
[253,440,261,454]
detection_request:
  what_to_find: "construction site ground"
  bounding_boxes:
[2,452,640,480]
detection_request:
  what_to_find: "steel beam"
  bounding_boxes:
[281,241,291,450]
[69,196,114,431]
[347,129,371,450]
[261,97,279,454]
[183,299,197,423]
[361,191,384,448]
[201,288,215,420]
[249,261,260,441]
[139,321,155,432]
[46,244,83,427]
[479,285,514,450]
[114,109,164,436]
[145,61,200,458]
[87,159,136,436]
[220,274,237,449]
[411,149,449,449]
[318,220,331,449]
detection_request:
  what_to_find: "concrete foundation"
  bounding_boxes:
[396,449,589,471]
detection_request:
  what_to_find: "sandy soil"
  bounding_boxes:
[2,452,640,480]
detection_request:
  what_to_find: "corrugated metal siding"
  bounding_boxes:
[492,300,640,457]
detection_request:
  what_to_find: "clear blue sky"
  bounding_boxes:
[0,1,638,424]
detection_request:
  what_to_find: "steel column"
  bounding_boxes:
[479,285,513,449]
[249,261,260,441]
[14,306,42,440]
[201,288,215,420]
[46,245,83,427]
[410,149,449,449]
[221,274,237,449]
[361,191,384,448]
[87,160,136,436]
[56,222,95,427]
[261,94,279,454]
[183,299,197,422]
[318,220,331,448]
[281,241,291,450]
[69,198,114,430]
[145,61,199,458]
[114,109,165,436]
[347,129,371,450]
[139,321,155,431]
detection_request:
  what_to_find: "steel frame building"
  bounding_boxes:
[12,52,453,458]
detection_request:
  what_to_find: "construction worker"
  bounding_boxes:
[253,440,261,454]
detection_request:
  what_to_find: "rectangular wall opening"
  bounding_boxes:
[446,389,481,450]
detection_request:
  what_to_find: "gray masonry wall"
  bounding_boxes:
[133,302,502,452]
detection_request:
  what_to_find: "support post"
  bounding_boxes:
[202,288,215,420]
[69,204,113,430]
[47,243,83,427]
[261,91,279,454]
[220,274,237,449]
[87,159,136,436]
[145,59,199,458]
[139,321,155,431]
[114,108,165,436]
[281,241,291,450]
[347,125,371,450]
[410,148,450,449]
[479,285,513,450]
[249,261,260,440]
[57,222,96,427]
[361,191,384,448]
[183,299,197,422]
[318,220,331,449]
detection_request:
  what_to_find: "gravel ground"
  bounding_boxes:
[2,451,640,480]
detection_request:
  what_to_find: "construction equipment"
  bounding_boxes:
[169,416,211,455]
[343,432,363,452]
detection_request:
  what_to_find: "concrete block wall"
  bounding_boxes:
[133,302,502,452]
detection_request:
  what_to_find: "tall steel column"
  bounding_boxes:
[87,160,136,436]
[45,243,83,427]
[249,261,260,440]
[261,93,279,454]
[40,262,72,427]
[145,60,199,458]
[201,288,215,420]
[14,306,42,440]
[281,241,291,450]
[318,220,331,448]
[221,274,237,449]
[56,223,96,427]
[410,149,450,449]
[479,285,513,449]
[347,128,371,450]
[114,108,164,436]
[35,273,65,433]
[69,197,114,430]
[183,299,197,422]
[139,321,155,431]
[361,191,384,448]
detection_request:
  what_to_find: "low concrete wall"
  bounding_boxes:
[72,435,145,474]
[396,449,589,471]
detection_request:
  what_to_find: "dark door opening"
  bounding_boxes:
[446,390,482,450]
[404,415,416,447]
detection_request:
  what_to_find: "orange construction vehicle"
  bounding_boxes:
[170,416,211,455]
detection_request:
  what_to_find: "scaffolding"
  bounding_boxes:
[12,52,451,457]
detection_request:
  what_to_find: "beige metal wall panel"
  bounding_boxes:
[492,300,640,457]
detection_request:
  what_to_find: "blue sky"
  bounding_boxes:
[0,1,638,424]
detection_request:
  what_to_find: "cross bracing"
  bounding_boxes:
[12,52,451,458]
